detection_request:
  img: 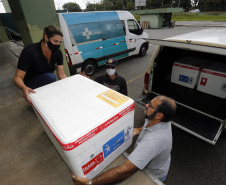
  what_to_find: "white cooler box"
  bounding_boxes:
[171,56,208,88]
[197,62,226,99]
[29,74,134,179]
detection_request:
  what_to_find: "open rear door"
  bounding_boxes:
[137,37,226,145]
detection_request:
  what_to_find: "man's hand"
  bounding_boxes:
[22,86,36,104]
[72,174,89,185]
[133,127,143,136]
[79,71,90,79]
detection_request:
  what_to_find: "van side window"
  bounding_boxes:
[100,20,125,40]
[121,20,126,35]
[68,23,102,44]
[127,19,140,35]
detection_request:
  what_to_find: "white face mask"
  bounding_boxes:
[106,68,115,76]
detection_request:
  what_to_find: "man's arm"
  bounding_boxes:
[72,159,138,185]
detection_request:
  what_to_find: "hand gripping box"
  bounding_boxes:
[171,56,208,88]
[29,75,134,179]
[197,62,226,99]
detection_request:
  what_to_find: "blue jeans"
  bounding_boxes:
[24,73,56,89]
[159,173,168,182]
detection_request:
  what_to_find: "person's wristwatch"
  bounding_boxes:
[88,180,92,185]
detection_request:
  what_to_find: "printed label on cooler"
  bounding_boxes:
[200,77,208,86]
[124,124,133,142]
[103,130,125,159]
[179,74,193,84]
[97,89,130,108]
[221,83,226,92]
[81,150,104,176]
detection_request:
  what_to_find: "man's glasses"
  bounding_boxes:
[106,66,115,69]
[147,103,156,109]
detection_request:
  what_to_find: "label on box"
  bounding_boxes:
[179,74,193,84]
[200,77,208,86]
[103,130,125,158]
[124,124,133,142]
[97,89,129,108]
[221,83,226,92]
[81,150,104,175]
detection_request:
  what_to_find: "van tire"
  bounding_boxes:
[82,60,96,76]
[139,44,147,56]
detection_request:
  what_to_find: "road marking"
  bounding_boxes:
[127,73,145,84]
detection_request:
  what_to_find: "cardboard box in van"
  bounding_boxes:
[171,56,208,88]
[197,62,226,99]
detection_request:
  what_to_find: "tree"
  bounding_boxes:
[126,2,135,10]
[115,0,123,10]
[62,2,82,12]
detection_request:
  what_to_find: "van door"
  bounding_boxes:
[98,12,128,65]
[126,19,142,56]
[136,38,226,145]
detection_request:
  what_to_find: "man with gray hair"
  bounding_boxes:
[72,95,177,185]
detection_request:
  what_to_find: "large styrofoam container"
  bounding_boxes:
[197,62,226,99]
[171,56,208,88]
[29,75,134,179]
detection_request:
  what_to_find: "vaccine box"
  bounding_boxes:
[197,62,226,99]
[29,75,134,179]
[171,56,208,88]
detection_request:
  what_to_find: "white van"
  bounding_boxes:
[136,28,226,145]
[58,11,149,76]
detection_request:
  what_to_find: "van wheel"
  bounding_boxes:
[139,44,147,56]
[82,60,96,76]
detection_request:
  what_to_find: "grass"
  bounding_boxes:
[172,13,226,21]
[133,12,226,22]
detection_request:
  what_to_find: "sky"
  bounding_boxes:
[0,0,95,13]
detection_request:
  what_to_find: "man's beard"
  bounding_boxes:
[145,108,158,120]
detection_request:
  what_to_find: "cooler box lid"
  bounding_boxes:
[202,62,226,74]
[29,75,134,146]
[174,56,208,69]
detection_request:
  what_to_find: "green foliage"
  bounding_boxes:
[62,2,82,12]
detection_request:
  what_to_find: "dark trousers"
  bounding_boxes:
[24,73,56,89]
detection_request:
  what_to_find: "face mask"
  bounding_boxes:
[106,68,115,76]
[47,40,60,52]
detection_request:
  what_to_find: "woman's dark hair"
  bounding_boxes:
[43,25,63,40]
[156,98,176,122]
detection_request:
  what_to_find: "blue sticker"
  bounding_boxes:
[179,74,193,84]
[103,130,125,158]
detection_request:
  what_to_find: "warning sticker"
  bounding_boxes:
[82,151,104,175]
[97,90,129,108]
[200,77,208,86]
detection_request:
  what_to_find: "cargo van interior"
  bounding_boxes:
[146,46,226,143]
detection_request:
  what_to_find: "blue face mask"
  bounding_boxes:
[47,40,60,52]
